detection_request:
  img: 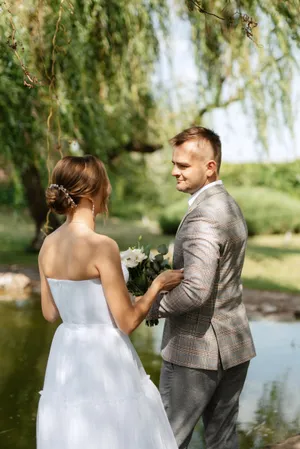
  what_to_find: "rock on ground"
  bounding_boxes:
[264,435,300,449]
[0,272,32,300]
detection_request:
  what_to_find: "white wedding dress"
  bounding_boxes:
[37,265,178,449]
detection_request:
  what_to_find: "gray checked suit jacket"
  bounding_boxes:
[148,183,256,371]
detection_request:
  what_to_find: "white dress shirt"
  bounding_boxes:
[188,180,223,208]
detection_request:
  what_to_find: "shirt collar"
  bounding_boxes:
[188,180,223,207]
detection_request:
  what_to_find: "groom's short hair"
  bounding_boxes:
[169,126,222,173]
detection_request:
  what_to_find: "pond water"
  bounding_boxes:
[0,298,299,449]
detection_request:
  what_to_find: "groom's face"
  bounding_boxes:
[171,140,215,194]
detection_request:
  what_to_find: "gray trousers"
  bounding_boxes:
[159,359,250,449]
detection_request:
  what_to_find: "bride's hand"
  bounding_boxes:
[153,269,184,292]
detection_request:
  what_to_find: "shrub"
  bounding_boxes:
[159,199,187,234]
[159,187,300,236]
[0,181,26,208]
[228,187,300,236]
[222,161,300,200]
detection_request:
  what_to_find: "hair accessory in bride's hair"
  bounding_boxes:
[49,184,77,209]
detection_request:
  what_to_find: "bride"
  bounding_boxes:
[37,154,183,449]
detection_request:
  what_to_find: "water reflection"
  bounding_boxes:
[0,300,55,449]
[147,320,300,449]
[239,381,300,449]
[0,300,299,449]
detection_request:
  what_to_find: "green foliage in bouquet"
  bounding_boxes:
[121,239,171,296]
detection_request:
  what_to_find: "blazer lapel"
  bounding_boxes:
[176,211,189,235]
[176,200,198,235]
[176,184,226,235]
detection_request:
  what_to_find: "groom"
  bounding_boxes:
[147,126,256,449]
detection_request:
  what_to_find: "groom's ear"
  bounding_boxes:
[206,160,217,177]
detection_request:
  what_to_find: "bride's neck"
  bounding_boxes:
[66,199,95,230]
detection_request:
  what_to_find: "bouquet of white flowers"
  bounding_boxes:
[120,239,171,296]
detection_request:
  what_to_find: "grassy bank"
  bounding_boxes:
[243,234,300,292]
[1,209,300,293]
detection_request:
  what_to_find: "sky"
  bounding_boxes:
[155,11,300,163]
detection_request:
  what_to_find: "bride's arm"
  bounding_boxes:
[95,237,182,335]
[38,248,60,323]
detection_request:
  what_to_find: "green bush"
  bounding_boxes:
[159,187,300,236]
[228,187,300,236]
[107,153,162,220]
[0,181,26,208]
[159,199,187,234]
[222,161,300,199]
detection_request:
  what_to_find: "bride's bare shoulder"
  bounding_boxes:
[90,233,119,253]
[39,226,62,250]
[39,232,55,251]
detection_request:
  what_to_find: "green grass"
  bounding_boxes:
[243,234,300,293]
[1,209,300,293]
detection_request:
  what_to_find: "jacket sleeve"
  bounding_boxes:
[152,215,221,318]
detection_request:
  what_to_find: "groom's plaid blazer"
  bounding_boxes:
[148,184,256,370]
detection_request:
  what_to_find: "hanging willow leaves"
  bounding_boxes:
[180,0,300,150]
[0,0,299,248]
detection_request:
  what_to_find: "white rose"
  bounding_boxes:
[124,258,139,268]
[120,248,147,268]
[120,249,137,268]
[120,249,133,261]
[131,248,147,264]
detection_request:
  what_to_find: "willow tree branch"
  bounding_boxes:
[187,1,226,20]
[185,1,259,42]
[108,141,163,162]
[197,87,245,119]
[124,141,162,153]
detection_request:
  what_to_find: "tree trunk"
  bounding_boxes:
[21,163,60,252]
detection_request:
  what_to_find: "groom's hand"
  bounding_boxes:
[146,319,159,327]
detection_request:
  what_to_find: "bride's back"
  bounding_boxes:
[40,223,105,281]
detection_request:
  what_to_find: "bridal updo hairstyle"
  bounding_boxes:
[46,155,109,215]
